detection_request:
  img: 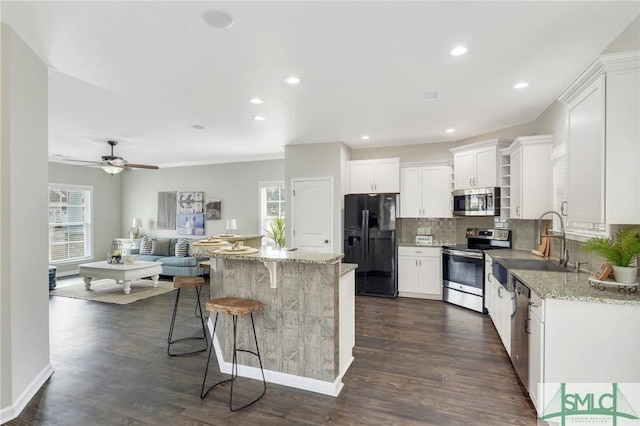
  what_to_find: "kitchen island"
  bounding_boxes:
[190,245,355,396]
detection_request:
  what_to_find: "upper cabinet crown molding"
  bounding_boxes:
[558,51,640,105]
[449,138,514,154]
[501,134,554,156]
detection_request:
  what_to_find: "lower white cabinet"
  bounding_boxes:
[528,294,640,417]
[398,246,442,299]
[485,255,512,356]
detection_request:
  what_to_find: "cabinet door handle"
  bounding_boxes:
[525,318,531,335]
[469,178,473,187]
[561,201,567,216]
[487,272,492,282]
[498,286,502,298]
[516,206,520,216]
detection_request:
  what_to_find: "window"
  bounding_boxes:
[259,181,285,245]
[49,184,92,263]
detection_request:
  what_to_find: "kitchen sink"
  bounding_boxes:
[496,258,569,273]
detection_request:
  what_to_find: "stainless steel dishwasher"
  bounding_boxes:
[510,276,531,391]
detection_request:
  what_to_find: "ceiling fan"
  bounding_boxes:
[66,140,159,175]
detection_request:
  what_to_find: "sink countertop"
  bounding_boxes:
[489,249,640,306]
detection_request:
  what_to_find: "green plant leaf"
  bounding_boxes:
[264,215,286,248]
[583,226,640,267]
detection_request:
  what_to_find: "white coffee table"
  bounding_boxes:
[79,260,163,294]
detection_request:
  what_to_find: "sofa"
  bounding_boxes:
[133,237,209,277]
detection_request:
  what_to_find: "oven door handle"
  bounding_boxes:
[442,249,483,260]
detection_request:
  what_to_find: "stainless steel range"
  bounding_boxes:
[441,228,511,313]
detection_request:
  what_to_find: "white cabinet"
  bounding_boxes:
[528,291,544,413]
[485,254,512,355]
[527,294,640,417]
[398,246,441,299]
[451,139,512,190]
[558,51,640,224]
[504,135,553,220]
[348,158,400,194]
[399,164,452,218]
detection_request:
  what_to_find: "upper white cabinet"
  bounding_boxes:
[558,51,640,224]
[399,164,452,218]
[451,139,512,190]
[503,135,553,220]
[348,158,400,194]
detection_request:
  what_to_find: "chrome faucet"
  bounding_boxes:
[536,210,569,267]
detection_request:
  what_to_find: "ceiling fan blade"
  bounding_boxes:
[64,159,104,165]
[125,163,159,170]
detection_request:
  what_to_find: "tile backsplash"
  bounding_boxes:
[397,216,639,275]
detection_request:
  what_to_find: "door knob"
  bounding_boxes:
[324,240,329,244]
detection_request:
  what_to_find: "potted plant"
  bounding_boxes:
[583,226,640,283]
[264,215,286,248]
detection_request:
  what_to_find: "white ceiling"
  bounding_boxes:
[2,1,638,168]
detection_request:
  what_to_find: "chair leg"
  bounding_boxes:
[168,287,208,357]
[201,313,232,399]
[200,312,266,410]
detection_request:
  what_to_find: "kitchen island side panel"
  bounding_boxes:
[212,259,339,382]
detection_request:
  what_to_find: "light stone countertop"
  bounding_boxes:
[340,263,358,277]
[192,246,344,264]
[489,249,640,306]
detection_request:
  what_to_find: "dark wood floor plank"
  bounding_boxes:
[6,280,543,425]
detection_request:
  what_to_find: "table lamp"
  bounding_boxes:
[226,219,237,236]
[130,218,142,239]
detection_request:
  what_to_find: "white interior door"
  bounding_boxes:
[292,178,332,253]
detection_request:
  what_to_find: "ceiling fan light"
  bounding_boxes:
[102,165,124,175]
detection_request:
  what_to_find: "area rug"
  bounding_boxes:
[50,279,175,305]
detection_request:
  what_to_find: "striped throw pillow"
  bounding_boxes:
[175,239,189,257]
[139,235,152,255]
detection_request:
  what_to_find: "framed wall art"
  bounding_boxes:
[177,213,205,235]
[205,198,221,220]
[157,191,177,230]
[178,191,204,214]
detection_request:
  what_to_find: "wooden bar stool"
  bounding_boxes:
[167,276,207,357]
[200,297,266,411]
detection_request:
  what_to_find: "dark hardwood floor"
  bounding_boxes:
[8,281,542,425]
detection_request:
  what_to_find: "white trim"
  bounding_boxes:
[207,319,347,397]
[0,363,54,424]
[449,137,513,153]
[550,143,566,160]
[558,51,640,105]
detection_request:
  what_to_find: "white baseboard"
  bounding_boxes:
[0,363,55,424]
[207,319,345,397]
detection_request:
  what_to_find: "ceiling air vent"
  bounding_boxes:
[423,90,440,101]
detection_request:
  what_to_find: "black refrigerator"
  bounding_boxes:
[343,194,398,298]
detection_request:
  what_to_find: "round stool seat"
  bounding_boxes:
[173,276,205,289]
[206,297,261,316]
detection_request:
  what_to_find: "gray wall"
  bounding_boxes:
[0,23,51,420]
[48,163,123,275]
[284,142,350,253]
[120,159,284,239]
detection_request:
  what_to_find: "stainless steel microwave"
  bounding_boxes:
[452,187,500,216]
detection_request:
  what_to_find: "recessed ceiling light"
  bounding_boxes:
[361,135,370,140]
[253,115,266,121]
[446,128,455,133]
[192,124,205,130]
[514,82,529,89]
[249,97,264,104]
[285,76,301,85]
[202,10,234,29]
[450,46,467,56]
